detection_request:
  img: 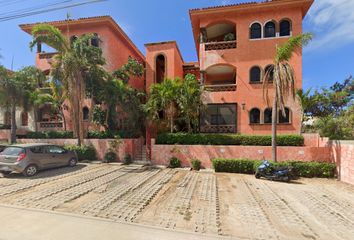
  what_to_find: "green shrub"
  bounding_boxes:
[124,154,132,165]
[156,133,304,146]
[64,145,97,161]
[88,130,140,139]
[191,159,201,171]
[169,157,181,168]
[104,151,117,163]
[212,158,336,178]
[25,131,73,139]
[0,124,11,130]
[224,33,235,41]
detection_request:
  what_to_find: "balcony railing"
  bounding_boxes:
[204,40,237,51]
[204,84,237,92]
[200,125,236,133]
[37,121,64,131]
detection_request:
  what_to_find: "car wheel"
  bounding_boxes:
[23,165,38,177]
[68,158,78,167]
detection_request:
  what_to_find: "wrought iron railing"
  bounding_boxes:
[37,121,63,130]
[200,125,236,133]
[204,84,237,92]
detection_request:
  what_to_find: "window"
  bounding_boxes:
[264,65,274,82]
[45,146,66,154]
[156,54,166,83]
[279,108,290,123]
[83,107,89,121]
[250,108,261,124]
[91,33,99,47]
[264,21,276,38]
[264,108,272,124]
[250,66,261,83]
[200,104,237,133]
[280,20,291,36]
[30,146,43,154]
[21,112,28,126]
[250,23,262,39]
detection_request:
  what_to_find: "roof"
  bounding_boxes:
[189,0,313,16]
[19,16,145,61]
[145,40,184,63]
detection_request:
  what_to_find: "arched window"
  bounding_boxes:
[264,108,272,124]
[264,65,274,82]
[70,35,78,45]
[250,66,261,83]
[280,20,291,37]
[250,23,262,39]
[83,107,89,121]
[264,21,276,38]
[91,33,99,47]
[279,108,290,123]
[21,112,28,126]
[156,54,166,84]
[250,108,261,124]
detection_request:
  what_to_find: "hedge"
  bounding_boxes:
[0,124,11,130]
[87,130,140,139]
[156,133,304,146]
[64,145,97,161]
[25,131,74,139]
[212,158,336,178]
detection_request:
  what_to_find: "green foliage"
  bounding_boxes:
[113,57,144,84]
[212,158,336,178]
[25,131,73,139]
[87,130,139,139]
[314,116,353,140]
[191,159,201,171]
[124,154,132,165]
[104,151,117,163]
[169,157,181,168]
[92,105,106,125]
[156,133,304,146]
[275,33,313,62]
[64,144,97,161]
[224,33,235,41]
[0,124,10,130]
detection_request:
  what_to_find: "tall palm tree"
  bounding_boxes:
[263,33,312,162]
[296,88,314,133]
[30,24,105,145]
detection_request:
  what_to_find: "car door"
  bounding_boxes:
[29,146,49,169]
[44,145,68,167]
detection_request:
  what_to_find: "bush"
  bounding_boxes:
[124,154,132,165]
[169,157,181,168]
[104,151,117,163]
[224,33,235,41]
[88,130,140,139]
[64,145,97,161]
[212,158,336,178]
[156,133,304,146]
[0,124,11,130]
[25,131,73,139]
[191,159,201,171]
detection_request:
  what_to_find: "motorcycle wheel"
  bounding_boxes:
[255,173,261,179]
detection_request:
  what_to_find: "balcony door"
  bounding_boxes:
[200,104,237,133]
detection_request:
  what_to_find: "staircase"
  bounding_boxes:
[134,145,150,165]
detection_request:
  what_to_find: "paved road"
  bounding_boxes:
[0,205,232,240]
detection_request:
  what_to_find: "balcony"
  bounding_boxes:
[204,40,237,51]
[37,121,64,132]
[38,52,57,59]
[204,84,237,92]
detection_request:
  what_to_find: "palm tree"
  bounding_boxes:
[145,78,181,133]
[263,33,312,162]
[296,88,314,133]
[177,74,203,133]
[30,24,105,145]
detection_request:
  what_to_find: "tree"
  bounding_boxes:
[177,74,203,133]
[30,24,106,145]
[145,78,181,133]
[263,33,312,162]
[0,66,38,143]
[296,88,315,132]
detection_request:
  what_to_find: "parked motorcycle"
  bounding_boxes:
[255,160,293,182]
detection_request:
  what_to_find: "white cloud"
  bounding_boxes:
[306,0,354,52]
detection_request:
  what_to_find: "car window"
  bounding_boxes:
[30,146,44,154]
[45,146,66,154]
[0,147,25,156]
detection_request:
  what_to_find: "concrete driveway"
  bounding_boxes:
[0,163,353,240]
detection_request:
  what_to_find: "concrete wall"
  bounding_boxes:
[330,141,354,186]
[150,138,331,169]
[16,138,144,162]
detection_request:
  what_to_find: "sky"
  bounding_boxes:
[0,0,353,91]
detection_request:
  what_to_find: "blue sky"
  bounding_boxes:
[0,0,353,91]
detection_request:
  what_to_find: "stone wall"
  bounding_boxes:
[330,141,354,186]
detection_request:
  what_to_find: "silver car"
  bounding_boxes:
[0,143,78,177]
